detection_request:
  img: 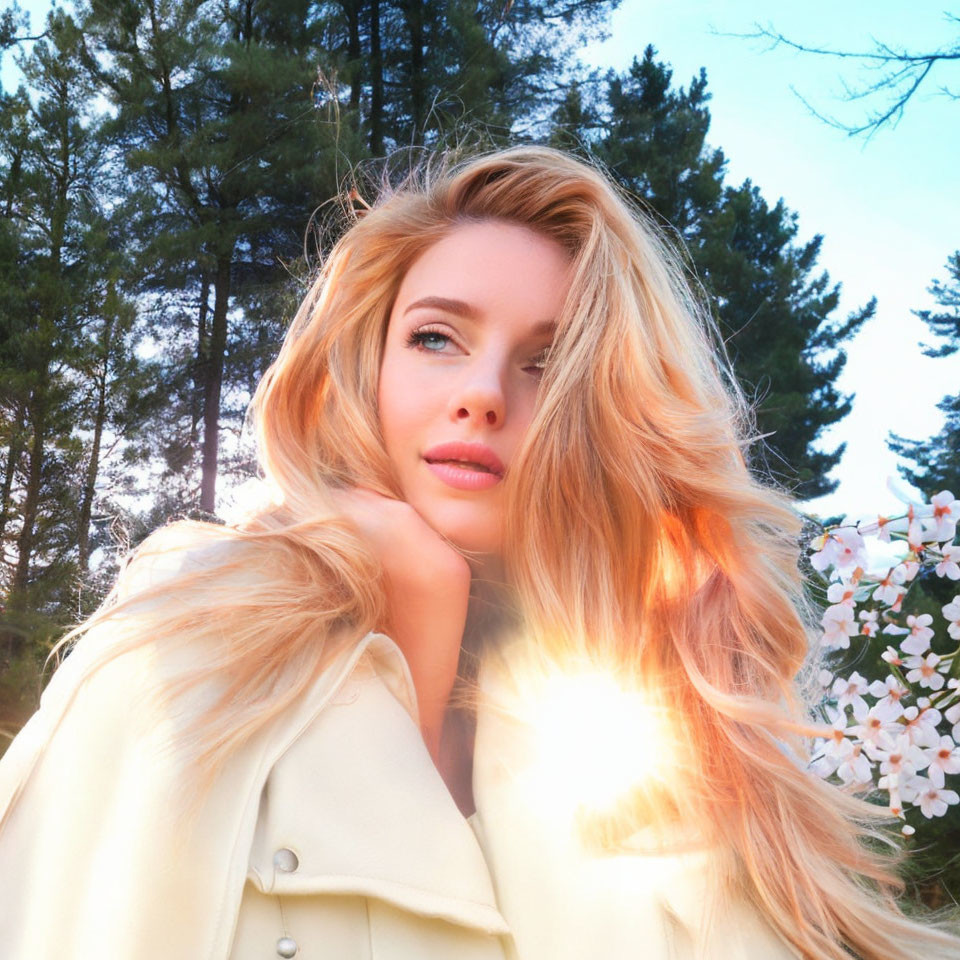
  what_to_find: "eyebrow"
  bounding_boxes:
[403,296,557,336]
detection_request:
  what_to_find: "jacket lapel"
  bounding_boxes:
[246,632,511,937]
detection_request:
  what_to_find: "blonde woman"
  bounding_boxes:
[0,145,957,960]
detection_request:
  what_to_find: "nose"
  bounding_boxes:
[449,361,506,428]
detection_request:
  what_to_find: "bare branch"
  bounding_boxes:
[719,21,959,65]
[711,19,960,138]
[9,31,48,43]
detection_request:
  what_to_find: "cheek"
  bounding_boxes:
[378,357,436,460]
[515,397,537,438]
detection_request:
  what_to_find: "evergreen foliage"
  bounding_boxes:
[79,0,362,515]
[888,252,960,497]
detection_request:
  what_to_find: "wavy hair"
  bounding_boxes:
[48,144,960,959]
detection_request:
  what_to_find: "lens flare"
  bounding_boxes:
[506,667,672,833]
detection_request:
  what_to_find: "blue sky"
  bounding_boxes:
[4,1,959,524]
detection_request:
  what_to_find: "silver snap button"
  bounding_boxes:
[272,848,299,873]
[276,935,298,957]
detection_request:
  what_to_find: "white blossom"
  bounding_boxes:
[885,779,905,818]
[943,596,960,641]
[872,566,906,606]
[880,646,905,667]
[911,777,960,819]
[905,652,947,692]
[945,699,960,744]
[811,527,867,575]
[857,609,879,638]
[809,708,862,778]
[898,773,929,804]
[836,741,873,785]
[894,560,920,582]
[858,514,907,543]
[924,735,960,789]
[831,672,870,719]
[873,733,928,783]
[866,675,909,719]
[901,705,944,748]
[826,580,857,608]
[929,491,960,543]
[935,544,960,581]
[907,518,927,553]
[820,605,859,652]
[807,486,960,835]
[900,614,935,655]
[853,700,903,749]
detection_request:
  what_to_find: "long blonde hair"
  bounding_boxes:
[50,145,960,959]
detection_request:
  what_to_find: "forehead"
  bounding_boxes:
[393,220,572,319]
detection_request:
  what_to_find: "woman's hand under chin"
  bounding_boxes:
[327,485,472,764]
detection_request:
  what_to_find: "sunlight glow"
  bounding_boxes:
[511,668,671,828]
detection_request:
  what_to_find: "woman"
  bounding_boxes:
[0,145,958,960]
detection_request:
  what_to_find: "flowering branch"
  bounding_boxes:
[806,482,960,836]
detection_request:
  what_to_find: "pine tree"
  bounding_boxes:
[315,0,620,153]
[697,179,874,498]
[888,252,960,497]
[0,11,97,650]
[597,50,725,238]
[79,0,358,514]
[0,10,161,647]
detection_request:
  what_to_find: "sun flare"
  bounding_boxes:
[507,667,672,830]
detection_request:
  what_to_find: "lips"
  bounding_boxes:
[422,441,505,477]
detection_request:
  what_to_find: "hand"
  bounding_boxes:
[328,486,471,761]
[327,485,471,593]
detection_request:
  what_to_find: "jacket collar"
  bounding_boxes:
[246,631,512,937]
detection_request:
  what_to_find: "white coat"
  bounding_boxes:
[0,616,801,960]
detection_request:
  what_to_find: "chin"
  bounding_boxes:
[417,498,503,556]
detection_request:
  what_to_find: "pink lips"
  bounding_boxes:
[423,441,505,491]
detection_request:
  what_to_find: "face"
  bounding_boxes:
[378,219,572,563]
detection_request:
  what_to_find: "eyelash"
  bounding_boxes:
[405,325,550,375]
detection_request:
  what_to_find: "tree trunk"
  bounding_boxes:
[77,346,109,574]
[369,0,383,153]
[0,413,24,548]
[344,0,363,111]
[11,395,45,611]
[192,269,210,444]
[406,0,424,141]
[199,256,231,514]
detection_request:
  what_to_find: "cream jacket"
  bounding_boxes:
[0,623,800,960]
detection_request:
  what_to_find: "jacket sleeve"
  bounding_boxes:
[0,552,271,960]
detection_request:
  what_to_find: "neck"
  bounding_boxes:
[468,553,502,581]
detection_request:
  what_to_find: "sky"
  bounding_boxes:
[3,0,959,527]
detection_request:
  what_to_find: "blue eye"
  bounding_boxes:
[406,329,451,352]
